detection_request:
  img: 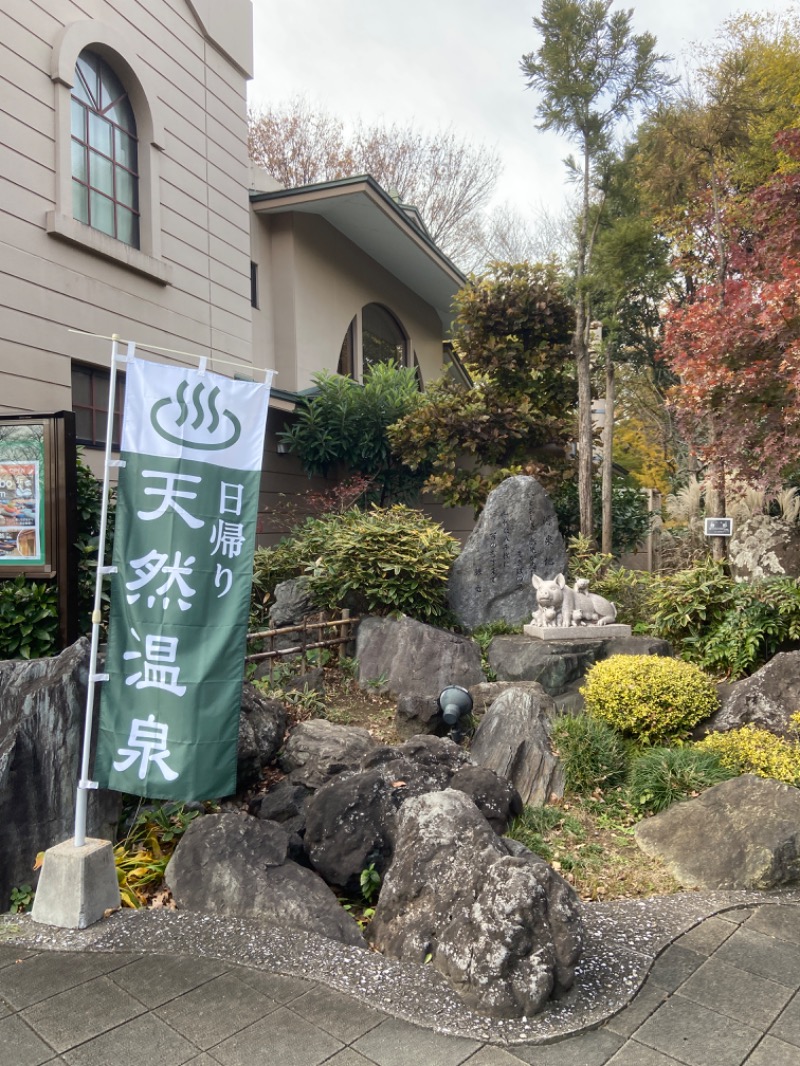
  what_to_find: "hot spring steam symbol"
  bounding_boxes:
[150,379,241,450]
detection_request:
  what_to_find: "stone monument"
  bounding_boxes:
[525,573,631,640]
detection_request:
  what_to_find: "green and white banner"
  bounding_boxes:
[94,356,270,800]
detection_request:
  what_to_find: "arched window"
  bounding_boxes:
[362,304,407,371]
[71,50,139,247]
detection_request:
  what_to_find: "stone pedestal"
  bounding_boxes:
[31,838,120,929]
[523,624,632,641]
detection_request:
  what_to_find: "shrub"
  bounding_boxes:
[253,505,460,625]
[278,363,426,505]
[550,712,629,794]
[627,746,736,813]
[581,655,718,744]
[696,725,800,787]
[648,561,800,678]
[568,536,653,628]
[553,480,653,557]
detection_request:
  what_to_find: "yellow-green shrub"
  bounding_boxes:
[696,725,800,787]
[581,655,718,744]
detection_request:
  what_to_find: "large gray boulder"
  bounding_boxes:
[489,636,605,695]
[448,476,567,631]
[166,812,364,946]
[470,687,564,806]
[634,775,800,890]
[701,652,800,739]
[236,684,286,792]
[356,615,485,697]
[0,638,119,911]
[303,735,476,891]
[279,719,376,789]
[369,789,582,1017]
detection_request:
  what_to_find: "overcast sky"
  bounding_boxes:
[249,0,798,227]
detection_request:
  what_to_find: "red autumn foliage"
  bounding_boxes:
[661,131,800,489]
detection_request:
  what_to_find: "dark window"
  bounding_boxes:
[362,304,406,372]
[71,50,139,247]
[72,364,125,448]
[250,262,259,308]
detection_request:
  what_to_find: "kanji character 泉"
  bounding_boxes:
[112,714,179,781]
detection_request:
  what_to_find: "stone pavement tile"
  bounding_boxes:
[464,1046,544,1064]
[602,981,668,1038]
[714,928,800,989]
[211,1007,343,1066]
[323,1050,383,1066]
[769,991,800,1048]
[0,1013,59,1066]
[182,1057,220,1065]
[351,1016,480,1066]
[717,908,754,925]
[605,1040,684,1065]
[0,953,120,1010]
[647,944,706,993]
[745,1036,800,1066]
[634,994,761,1066]
[745,905,800,947]
[0,946,36,969]
[110,953,229,1008]
[675,916,737,957]
[509,1030,623,1065]
[60,1012,198,1066]
[19,975,145,1054]
[154,971,276,1051]
[231,967,313,1004]
[289,984,386,1043]
[678,956,793,1029]
[0,998,9,1020]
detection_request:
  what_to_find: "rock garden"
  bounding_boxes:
[6,475,800,1019]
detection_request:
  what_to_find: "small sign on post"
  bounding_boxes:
[704,517,733,537]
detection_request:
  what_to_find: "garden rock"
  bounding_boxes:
[268,576,315,632]
[236,685,286,792]
[448,475,567,630]
[0,638,119,911]
[304,769,393,892]
[470,680,560,720]
[356,615,485,697]
[166,812,364,946]
[634,774,800,890]
[470,687,563,806]
[449,765,523,834]
[304,735,474,890]
[279,719,376,789]
[252,779,313,837]
[369,789,582,1017]
[700,651,800,739]
[437,854,583,1017]
[489,636,604,695]
[395,694,442,738]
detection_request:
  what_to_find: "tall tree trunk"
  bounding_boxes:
[576,140,594,542]
[601,355,615,555]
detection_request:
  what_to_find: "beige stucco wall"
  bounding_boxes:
[0,0,254,417]
[252,212,450,392]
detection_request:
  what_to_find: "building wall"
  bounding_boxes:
[252,212,449,391]
[0,0,254,414]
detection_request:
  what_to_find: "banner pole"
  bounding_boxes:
[73,336,130,847]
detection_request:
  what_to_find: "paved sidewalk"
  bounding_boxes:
[2,903,800,1065]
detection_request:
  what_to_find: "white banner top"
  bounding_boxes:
[122,357,271,472]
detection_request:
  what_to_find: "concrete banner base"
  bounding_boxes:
[31,837,120,929]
